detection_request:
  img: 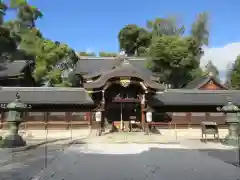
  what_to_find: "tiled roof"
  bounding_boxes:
[0,60,28,78]
[183,75,227,89]
[75,57,152,76]
[0,87,94,105]
[151,89,240,106]
[83,60,165,90]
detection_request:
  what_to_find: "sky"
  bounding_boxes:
[4,0,240,76]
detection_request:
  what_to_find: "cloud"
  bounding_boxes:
[200,43,240,71]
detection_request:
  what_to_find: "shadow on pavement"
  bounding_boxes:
[198,148,240,167]
[35,146,240,180]
[0,142,239,180]
[0,141,86,180]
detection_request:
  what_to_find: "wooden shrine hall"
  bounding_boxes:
[0,53,240,130]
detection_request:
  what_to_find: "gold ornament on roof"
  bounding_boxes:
[120,78,131,87]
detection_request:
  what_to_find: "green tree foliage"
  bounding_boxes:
[147,16,185,37]
[10,0,43,28]
[0,0,79,87]
[0,1,20,62]
[204,60,219,77]
[225,62,233,88]
[117,13,208,87]
[78,51,96,57]
[230,56,240,89]
[118,24,151,56]
[148,36,201,88]
[99,52,117,57]
[33,39,78,86]
[191,12,209,47]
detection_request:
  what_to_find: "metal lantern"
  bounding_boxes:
[95,111,102,122]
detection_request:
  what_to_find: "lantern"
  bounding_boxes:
[217,99,240,146]
[1,92,31,148]
[146,112,152,122]
[95,111,102,122]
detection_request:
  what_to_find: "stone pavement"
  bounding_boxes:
[0,128,239,180]
[0,142,68,180]
[32,143,240,180]
[0,128,230,143]
[0,130,93,180]
[0,128,92,151]
[83,132,179,144]
[0,128,91,139]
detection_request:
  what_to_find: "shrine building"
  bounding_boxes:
[0,53,240,131]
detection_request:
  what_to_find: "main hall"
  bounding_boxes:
[0,52,239,131]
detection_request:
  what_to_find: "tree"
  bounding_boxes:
[191,12,209,47]
[118,24,151,56]
[147,17,185,38]
[99,52,117,57]
[32,39,79,86]
[78,51,96,57]
[204,60,219,77]
[0,1,20,62]
[225,62,233,88]
[0,0,7,25]
[230,55,240,89]
[0,0,79,87]
[136,28,151,56]
[10,0,43,28]
[148,35,201,88]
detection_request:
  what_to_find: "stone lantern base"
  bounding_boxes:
[223,135,239,147]
[222,123,240,147]
[1,134,26,148]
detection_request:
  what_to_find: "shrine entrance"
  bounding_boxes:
[104,80,144,131]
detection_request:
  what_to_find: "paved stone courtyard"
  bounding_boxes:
[29,144,240,180]
[0,129,239,180]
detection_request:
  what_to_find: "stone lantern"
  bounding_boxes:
[217,99,240,146]
[1,92,31,148]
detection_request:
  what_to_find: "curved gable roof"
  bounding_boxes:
[84,60,165,90]
[183,74,228,90]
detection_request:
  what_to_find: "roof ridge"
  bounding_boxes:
[161,89,239,93]
[0,87,86,91]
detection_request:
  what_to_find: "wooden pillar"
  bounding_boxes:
[66,112,71,130]
[45,112,48,130]
[141,94,145,131]
[206,112,210,121]
[0,112,3,129]
[89,112,92,126]
[86,112,91,122]
[187,112,191,128]
[101,90,105,131]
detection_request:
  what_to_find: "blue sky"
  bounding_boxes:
[4,0,240,53]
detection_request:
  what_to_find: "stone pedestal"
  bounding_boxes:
[223,123,240,146]
[1,121,26,148]
[2,134,26,148]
